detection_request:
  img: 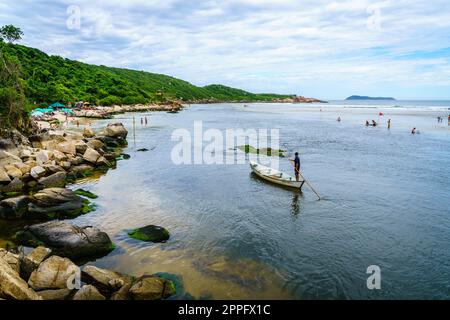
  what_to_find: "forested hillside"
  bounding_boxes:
[4,44,290,106]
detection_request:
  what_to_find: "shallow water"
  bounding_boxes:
[5,102,450,299]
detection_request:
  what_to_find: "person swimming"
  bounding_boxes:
[372,120,377,127]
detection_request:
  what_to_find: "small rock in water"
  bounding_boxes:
[137,148,149,152]
[128,225,170,243]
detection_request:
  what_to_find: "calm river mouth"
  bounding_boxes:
[12,102,450,299]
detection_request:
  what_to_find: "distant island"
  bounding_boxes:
[346,95,396,101]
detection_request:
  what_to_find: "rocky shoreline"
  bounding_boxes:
[0,105,184,300]
[0,241,176,300]
[0,123,128,199]
[73,102,184,119]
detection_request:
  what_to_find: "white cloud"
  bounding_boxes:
[1,0,450,99]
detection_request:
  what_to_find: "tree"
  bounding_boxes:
[0,25,30,132]
[0,25,24,43]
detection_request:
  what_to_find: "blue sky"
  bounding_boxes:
[1,0,450,99]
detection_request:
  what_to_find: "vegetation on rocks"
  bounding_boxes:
[128,225,170,243]
[238,145,286,157]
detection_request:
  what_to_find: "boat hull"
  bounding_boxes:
[250,161,304,190]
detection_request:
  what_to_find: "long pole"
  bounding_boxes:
[132,116,136,148]
[292,162,321,200]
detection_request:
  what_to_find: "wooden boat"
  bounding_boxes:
[250,161,305,190]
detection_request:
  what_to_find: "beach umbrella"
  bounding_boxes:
[49,102,65,108]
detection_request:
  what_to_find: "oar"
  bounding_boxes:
[291,162,321,200]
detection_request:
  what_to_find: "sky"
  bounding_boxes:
[1,0,450,100]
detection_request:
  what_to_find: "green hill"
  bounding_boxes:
[3,44,290,106]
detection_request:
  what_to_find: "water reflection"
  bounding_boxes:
[291,193,301,217]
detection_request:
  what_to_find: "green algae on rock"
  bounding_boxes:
[74,189,98,199]
[128,225,170,243]
[237,145,285,157]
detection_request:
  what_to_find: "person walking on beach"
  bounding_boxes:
[337,116,341,122]
[412,127,416,134]
[145,116,148,125]
[372,120,377,127]
[365,120,370,127]
[388,119,391,130]
[448,115,450,126]
[289,152,301,182]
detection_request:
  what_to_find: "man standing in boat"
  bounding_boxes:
[290,152,301,181]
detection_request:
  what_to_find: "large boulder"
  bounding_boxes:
[4,165,23,179]
[83,128,95,138]
[56,141,76,156]
[0,150,22,167]
[20,246,52,281]
[15,221,115,260]
[30,166,46,179]
[38,172,67,188]
[128,275,176,300]
[75,141,88,154]
[27,188,84,219]
[86,139,105,151]
[82,266,131,295]
[83,147,101,164]
[35,150,50,166]
[0,195,30,220]
[128,225,170,243]
[52,150,67,162]
[103,123,128,139]
[0,256,41,300]
[0,168,11,184]
[72,285,105,300]
[28,256,78,291]
[0,249,20,273]
[1,178,24,193]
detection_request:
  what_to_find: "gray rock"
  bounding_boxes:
[83,147,101,164]
[56,141,76,156]
[82,265,131,294]
[86,139,105,151]
[15,221,114,260]
[30,166,46,179]
[0,195,29,220]
[0,257,41,300]
[1,178,24,193]
[38,172,67,188]
[103,123,128,139]
[20,246,52,281]
[72,285,105,300]
[27,188,84,219]
[35,150,50,166]
[28,256,78,291]
[75,141,88,154]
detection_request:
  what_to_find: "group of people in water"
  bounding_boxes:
[437,115,450,125]
[140,117,149,125]
[335,114,450,135]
